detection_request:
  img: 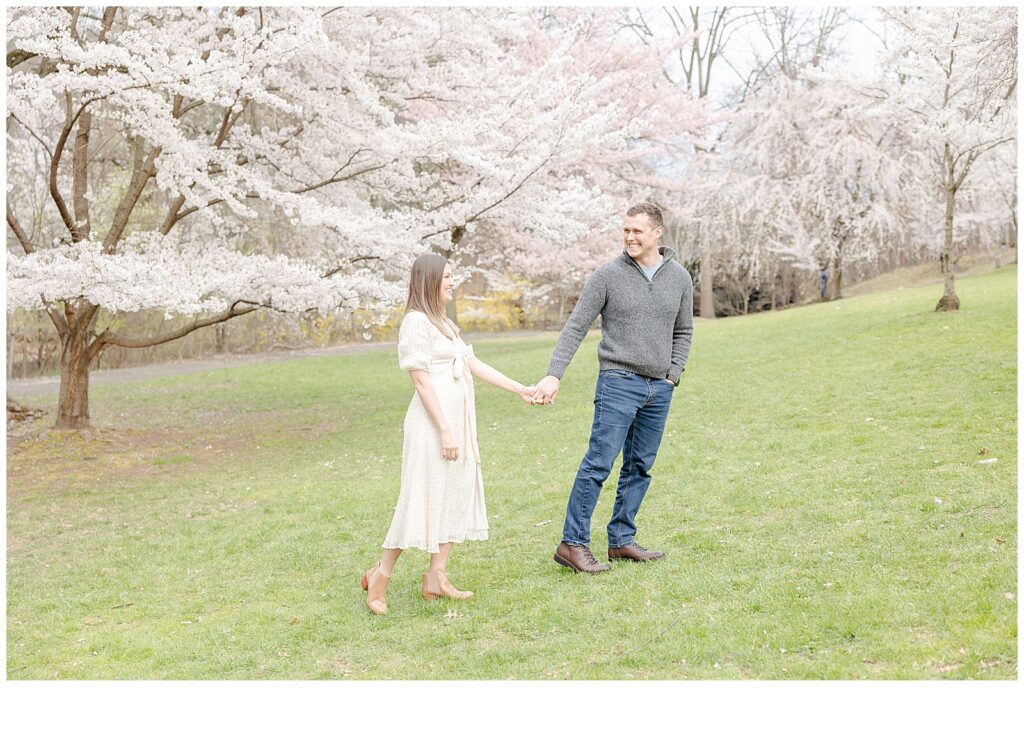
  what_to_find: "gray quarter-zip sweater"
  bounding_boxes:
[546,246,693,384]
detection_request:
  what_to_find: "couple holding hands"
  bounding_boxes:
[361,203,694,615]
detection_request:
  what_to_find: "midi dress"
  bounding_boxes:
[382,310,488,553]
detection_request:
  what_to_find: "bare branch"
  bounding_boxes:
[8,114,54,159]
[96,302,259,350]
[171,163,387,227]
[101,141,161,252]
[7,49,37,68]
[178,99,206,117]
[6,203,34,254]
[426,178,485,214]
[49,98,94,241]
[420,149,558,243]
[292,163,386,194]
[329,147,368,180]
[953,137,1014,188]
[321,255,381,278]
[987,78,1017,122]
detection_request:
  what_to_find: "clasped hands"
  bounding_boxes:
[517,375,560,406]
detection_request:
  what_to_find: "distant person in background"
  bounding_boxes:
[531,202,694,574]
[820,269,828,299]
[361,254,537,615]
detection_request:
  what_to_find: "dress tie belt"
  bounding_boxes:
[450,351,480,464]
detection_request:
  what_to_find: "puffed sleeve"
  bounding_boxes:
[398,312,433,371]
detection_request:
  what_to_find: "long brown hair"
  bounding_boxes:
[406,253,459,338]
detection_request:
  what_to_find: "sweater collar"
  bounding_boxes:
[620,245,676,268]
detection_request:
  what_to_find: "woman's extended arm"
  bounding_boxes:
[468,357,535,402]
[408,369,460,461]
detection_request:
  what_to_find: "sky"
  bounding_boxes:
[632,6,889,105]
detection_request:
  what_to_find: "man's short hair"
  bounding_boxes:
[626,202,663,229]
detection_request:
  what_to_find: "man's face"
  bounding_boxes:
[623,214,663,261]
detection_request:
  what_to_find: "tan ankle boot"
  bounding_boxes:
[422,569,473,601]
[361,563,390,615]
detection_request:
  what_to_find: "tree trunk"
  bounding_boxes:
[935,185,960,312]
[55,319,95,429]
[36,328,46,372]
[700,248,715,318]
[1007,194,1017,263]
[781,267,793,308]
[829,254,843,301]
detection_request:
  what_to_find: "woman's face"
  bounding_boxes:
[439,264,454,304]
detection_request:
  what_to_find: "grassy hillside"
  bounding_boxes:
[7,266,1017,679]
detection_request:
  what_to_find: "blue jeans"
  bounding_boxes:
[562,369,674,548]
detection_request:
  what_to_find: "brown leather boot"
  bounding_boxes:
[361,562,391,615]
[422,569,473,601]
[554,542,611,574]
[608,542,665,562]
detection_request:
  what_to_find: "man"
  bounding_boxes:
[532,202,693,574]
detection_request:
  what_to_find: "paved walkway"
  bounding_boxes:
[6,330,550,399]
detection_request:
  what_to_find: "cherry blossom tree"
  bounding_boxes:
[722,72,921,302]
[709,6,1016,309]
[452,7,707,321]
[5,6,705,428]
[7,7,416,428]
[876,7,1017,310]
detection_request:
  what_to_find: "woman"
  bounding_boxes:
[361,253,535,614]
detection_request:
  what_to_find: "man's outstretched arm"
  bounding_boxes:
[534,271,606,403]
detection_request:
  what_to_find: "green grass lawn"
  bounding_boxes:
[6,268,1017,679]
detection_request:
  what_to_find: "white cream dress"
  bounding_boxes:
[382,310,488,553]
